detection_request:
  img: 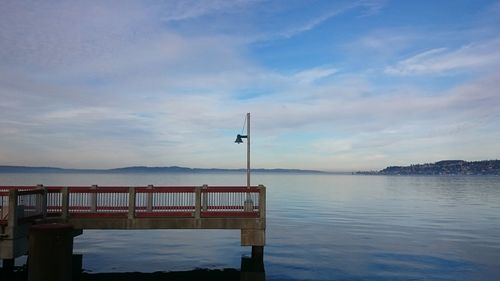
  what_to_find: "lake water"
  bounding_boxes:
[1,172,500,280]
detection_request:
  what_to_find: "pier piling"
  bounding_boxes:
[28,223,74,281]
[2,258,14,269]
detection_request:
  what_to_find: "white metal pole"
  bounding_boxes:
[247,112,250,190]
[244,112,253,211]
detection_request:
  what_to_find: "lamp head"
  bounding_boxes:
[235,134,247,144]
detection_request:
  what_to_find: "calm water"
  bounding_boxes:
[1,172,500,280]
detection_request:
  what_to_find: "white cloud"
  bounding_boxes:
[1,1,499,170]
[353,29,417,55]
[385,39,500,75]
[0,1,154,70]
[158,0,259,22]
[277,8,348,39]
[294,67,338,84]
[274,0,387,39]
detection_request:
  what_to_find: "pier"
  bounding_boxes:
[0,185,266,267]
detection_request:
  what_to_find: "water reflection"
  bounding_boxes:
[0,255,265,281]
[2,173,500,280]
[79,269,240,281]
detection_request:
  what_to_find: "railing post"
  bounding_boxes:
[128,187,136,220]
[90,185,98,213]
[202,184,208,212]
[35,184,48,218]
[41,186,48,218]
[146,185,153,213]
[195,186,201,219]
[258,185,266,220]
[36,184,45,217]
[7,189,18,237]
[62,187,69,220]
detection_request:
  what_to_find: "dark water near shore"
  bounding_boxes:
[1,173,500,280]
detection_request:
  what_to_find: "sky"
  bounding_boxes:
[1,0,500,171]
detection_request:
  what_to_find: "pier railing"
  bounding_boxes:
[1,188,47,226]
[1,185,266,260]
[0,185,265,226]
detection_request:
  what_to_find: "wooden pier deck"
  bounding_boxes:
[0,185,266,260]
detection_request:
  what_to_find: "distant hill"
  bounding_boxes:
[357,160,500,176]
[0,165,328,174]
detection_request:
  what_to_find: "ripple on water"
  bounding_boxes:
[2,173,500,280]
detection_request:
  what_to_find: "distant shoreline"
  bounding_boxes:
[356,160,500,176]
[0,165,338,175]
[4,160,499,176]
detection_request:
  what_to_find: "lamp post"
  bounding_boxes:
[235,112,253,211]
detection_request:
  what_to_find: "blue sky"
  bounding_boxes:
[1,0,499,171]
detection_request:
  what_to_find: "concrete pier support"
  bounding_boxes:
[0,259,15,281]
[241,241,264,280]
[240,255,265,281]
[28,223,74,281]
[252,246,264,260]
[72,254,83,281]
[241,229,265,246]
[1,258,15,281]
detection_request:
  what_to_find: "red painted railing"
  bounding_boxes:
[0,187,46,225]
[201,186,260,217]
[0,190,7,225]
[0,185,264,226]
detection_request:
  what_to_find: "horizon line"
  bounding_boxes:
[0,164,354,174]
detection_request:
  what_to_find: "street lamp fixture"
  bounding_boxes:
[235,113,253,211]
[234,134,247,144]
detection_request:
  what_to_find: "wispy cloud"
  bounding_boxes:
[1,1,499,170]
[357,0,387,17]
[158,0,260,22]
[352,28,418,55]
[153,0,387,42]
[277,8,349,39]
[385,39,500,75]
[275,0,387,39]
[293,66,338,84]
